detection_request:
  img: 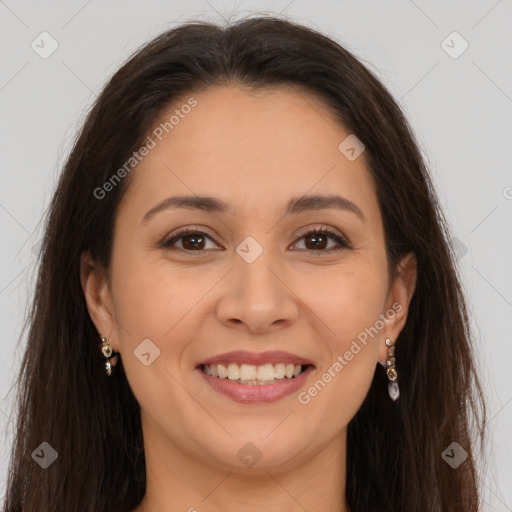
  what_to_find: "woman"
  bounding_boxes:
[3,15,486,512]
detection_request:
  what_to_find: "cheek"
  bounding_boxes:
[295,262,386,407]
[295,267,384,421]
[302,260,388,342]
[299,350,376,435]
[109,248,208,343]
[108,255,208,408]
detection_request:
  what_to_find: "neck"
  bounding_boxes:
[133,423,349,512]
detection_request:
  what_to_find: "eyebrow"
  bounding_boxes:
[142,194,365,223]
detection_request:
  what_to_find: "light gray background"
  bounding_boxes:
[1,0,511,509]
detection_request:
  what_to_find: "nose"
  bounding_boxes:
[215,248,299,334]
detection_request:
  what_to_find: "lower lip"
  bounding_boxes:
[197,366,314,403]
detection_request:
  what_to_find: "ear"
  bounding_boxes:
[378,252,417,366]
[80,251,120,355]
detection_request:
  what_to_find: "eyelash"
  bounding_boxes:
[161,226,351,254]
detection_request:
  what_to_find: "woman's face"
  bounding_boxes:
[83,84,415,474]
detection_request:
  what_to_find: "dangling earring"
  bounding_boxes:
[385,337,399,401]
[100,336,114,376]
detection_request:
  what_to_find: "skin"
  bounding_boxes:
[81,84,417,512]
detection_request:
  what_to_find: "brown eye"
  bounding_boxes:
[293,228,350,252]
[162,227,350,254]
[162,229,219,251]
[181,233,206,250]
[304,231,329,250]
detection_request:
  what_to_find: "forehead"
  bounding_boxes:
[119,84,377,218]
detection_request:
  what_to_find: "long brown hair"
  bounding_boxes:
[3,16,486,512]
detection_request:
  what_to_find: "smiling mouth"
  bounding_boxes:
[200,362,312,386]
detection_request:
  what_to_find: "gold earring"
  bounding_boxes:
[100,337,114,376]
[385,338,399,401]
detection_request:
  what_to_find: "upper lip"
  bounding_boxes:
[197,350,315,368]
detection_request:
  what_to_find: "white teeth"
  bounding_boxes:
[257,364,274,381]
[218,364,228,379]
[274,363,285,379]
[227,363,240,380]
[240,364,257,380]
[202,362,307,384]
